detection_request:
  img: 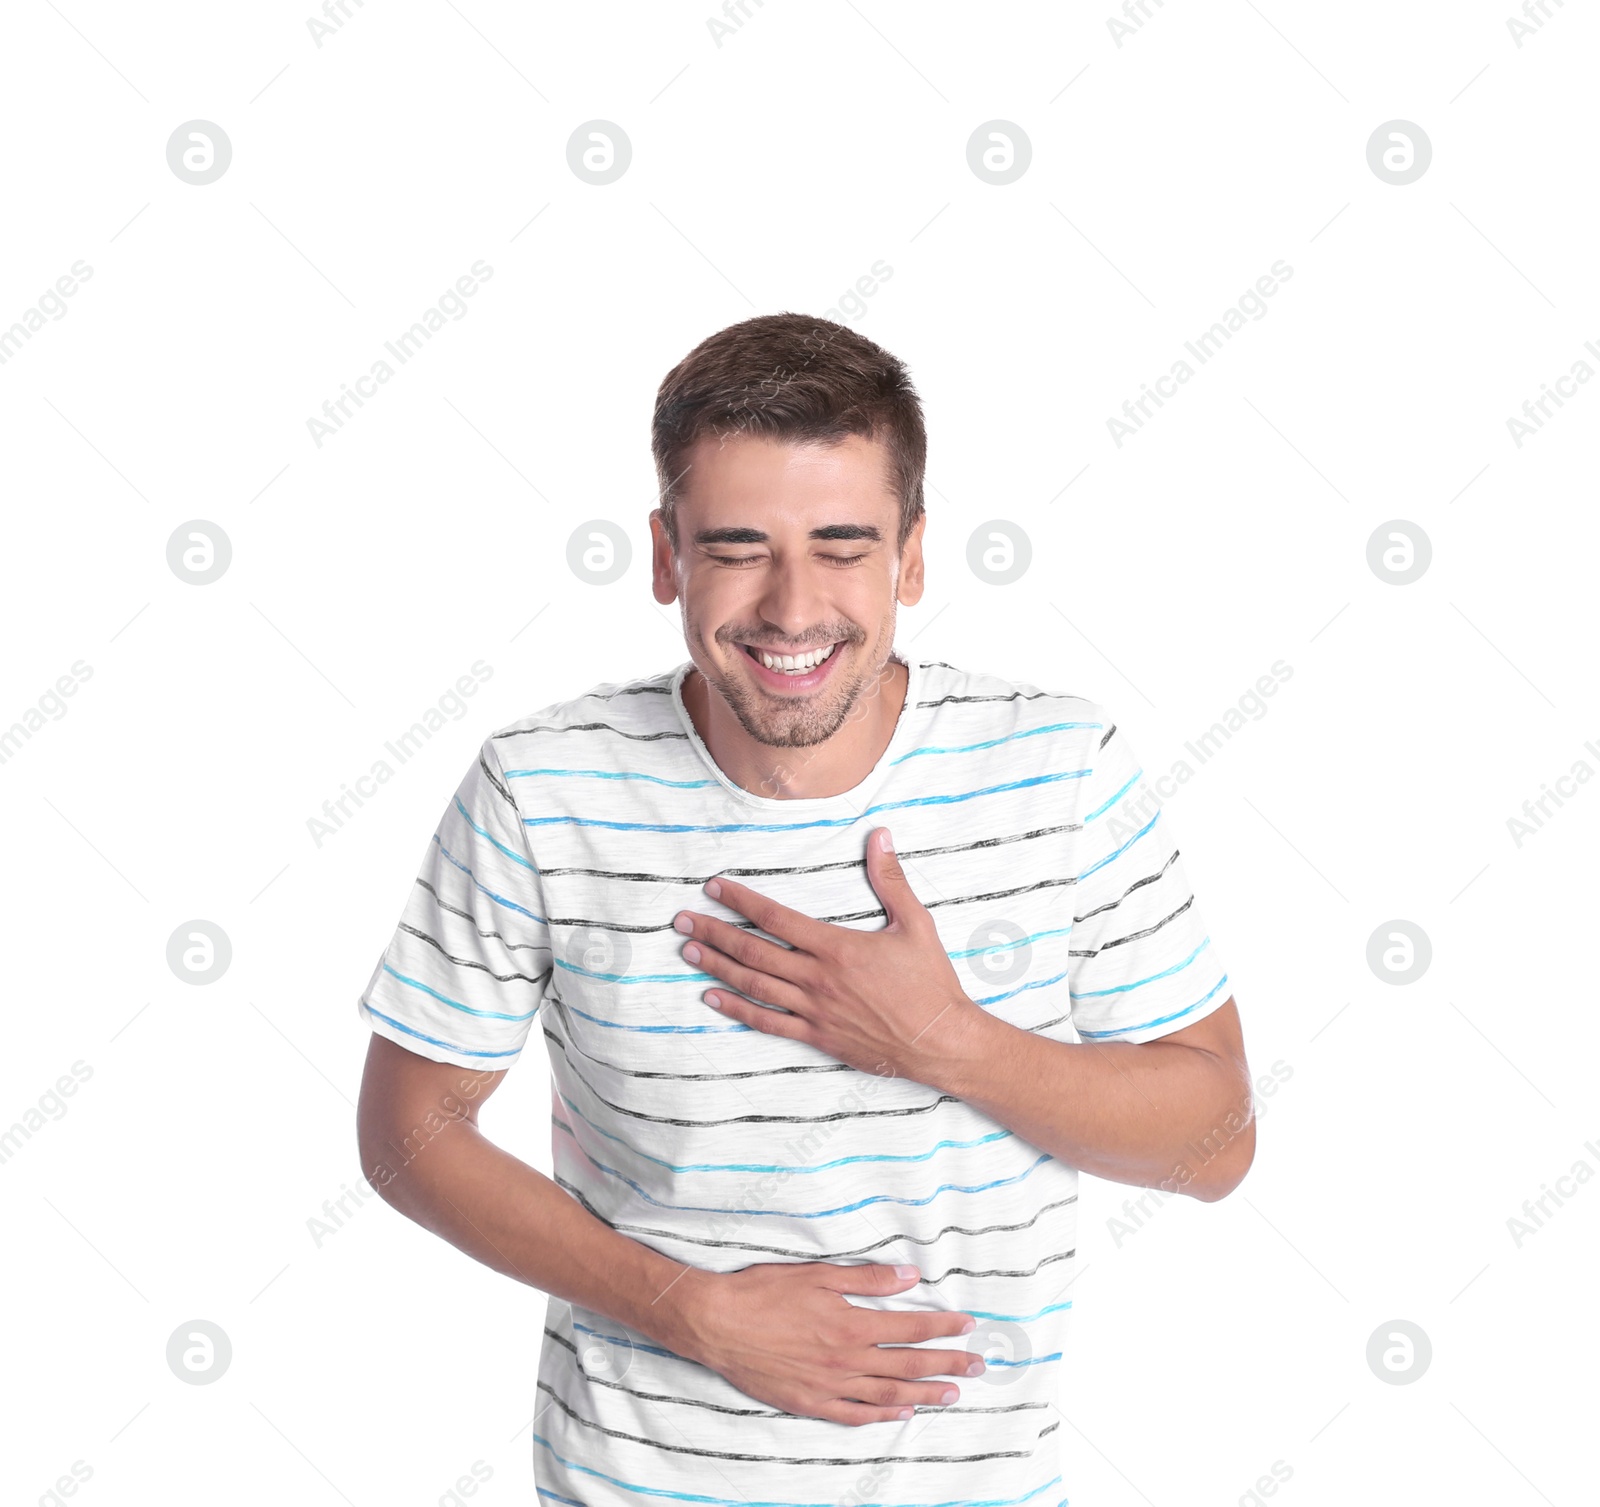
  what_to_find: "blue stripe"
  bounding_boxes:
[556,1118,1057,1220]
[554,956,722,986]
[433,832,549,926]
[381,961,537,1022]
[1074,811,1159,882]
[559,997,752,1033]
[966,1298,1074,1324]
[973,967,1069,1008]
[557,964,1072,1029]
[361,1000,522,1059]
[950,924,1073,961]
[575,1315,1064,1378]
[890,721,1102,763]
[1083,767,1142,822]
[504,766,715,789]
[1072,937,1210,999]
[556,1088,1014,1174]
[532,1431,1064,1507]
[451,793,535,871]
[1076,971,1231,1038]
[569,1319,692,1363]
[558,932,1073,992]
[522,770,1090,835]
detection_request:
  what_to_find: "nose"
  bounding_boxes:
[751,553,833,646]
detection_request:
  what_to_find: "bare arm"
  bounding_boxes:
[925,997,1255,1200]
[355,1032,986,1424]
[355,1031,698,1332]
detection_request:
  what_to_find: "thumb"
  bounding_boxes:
[867,826,917,925]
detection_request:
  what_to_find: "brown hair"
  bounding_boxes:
[651,312,926,553]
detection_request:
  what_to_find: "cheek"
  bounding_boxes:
[686,565,749,619]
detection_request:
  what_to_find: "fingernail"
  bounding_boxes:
[879,827,894,852]
[965,1358,986,1376]
[704,878,721,899]
[682,942,701,964]
[673,913,693,934]
[894,1265,919,1280]
[896,1407,914,1420]
[939,1386,958,1405]
[959,1316,976,1334]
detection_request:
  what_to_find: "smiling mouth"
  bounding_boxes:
[737,641,842,675]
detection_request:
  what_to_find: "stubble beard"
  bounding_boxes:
[701,624,894,750]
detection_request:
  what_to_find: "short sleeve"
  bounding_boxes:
[1067,715,1231,1044]
[356,737,552,1069]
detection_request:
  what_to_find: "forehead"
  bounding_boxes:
[677,432,897,520]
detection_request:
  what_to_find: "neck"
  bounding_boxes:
[684,654,908,800]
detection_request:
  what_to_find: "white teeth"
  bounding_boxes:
[752,642,837,673]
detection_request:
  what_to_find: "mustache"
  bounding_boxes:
[723,631,857,649]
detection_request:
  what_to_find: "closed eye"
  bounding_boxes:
[710,552,870,566]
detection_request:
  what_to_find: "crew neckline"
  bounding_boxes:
[670,650,925,812]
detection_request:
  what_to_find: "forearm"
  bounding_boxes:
[921,1006,1254,1199]
[361,1115,714,1352]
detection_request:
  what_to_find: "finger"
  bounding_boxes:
[701,988,811,1043]
[865,825,920,929]
[681,911,815,988]
[814,1262,924,1297]
[835,1371,968,1410]
[868,1345,987,1383]
[858,1309,981,1346]
[684,940,807,1016]
[703,875,826,951]
[815,1398,921,1426]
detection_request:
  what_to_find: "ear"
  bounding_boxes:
[649,508,679,606]
[896,512,926,607]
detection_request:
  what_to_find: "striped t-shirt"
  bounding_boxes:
[357,651,1230,1507]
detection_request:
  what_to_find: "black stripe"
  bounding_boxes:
[1069,895,1194,959]
[555,1121,1070,1276]
[478,748,517,812]
[549,1054,964,1128]
[413,876,554,955]
[917,1246,1076,1287]
[539,1331,1052,1420]
[529,1375,1035,1466]
[540,868,1083,936]
[1070,849,1180,925]
[573,681,675,700]
[916,690,1091,708]
[544,987,1082,1085]
[1098,722,1116,750]
[396,920,553,988]
[551,1170,1077,1264]
[533,822,1082,884]
[493,721,691,744]
[545,998,853,1082]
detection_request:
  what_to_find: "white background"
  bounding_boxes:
[2,2,1596,1503]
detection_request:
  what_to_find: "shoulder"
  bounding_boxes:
[910,658,1113,748]
[484,665,683,758]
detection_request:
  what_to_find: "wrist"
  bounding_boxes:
[907,994,999,1098]
[629,1256,723,1364]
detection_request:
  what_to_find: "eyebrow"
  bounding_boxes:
[692,523,885,545]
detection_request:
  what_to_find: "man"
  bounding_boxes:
[356,312,1252,1505]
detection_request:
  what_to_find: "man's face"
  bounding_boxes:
[650,431,925,750]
